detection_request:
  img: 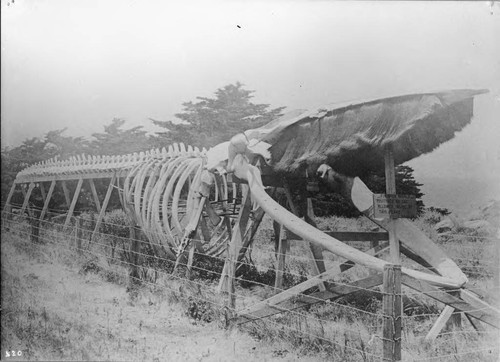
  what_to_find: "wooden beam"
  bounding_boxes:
[3,182,17,212]
[287,230,389,243]
[384,144,400,265]
[40,180,56,221]
[88,179,101,213]
[64,178,83,228]
[465,312,486,332]
[61,181,71,207]
[20,183,35,216]
[402,275,499,328]
[239,273,383,322]
[39,183,46,204]
[90,174,116,242]
[237,206,265,262]
[425,306,455,341]
[460,289,500,327]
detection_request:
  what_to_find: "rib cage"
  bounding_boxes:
[14,143,233,258]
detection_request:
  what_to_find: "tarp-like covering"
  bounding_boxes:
[246,89,488,176]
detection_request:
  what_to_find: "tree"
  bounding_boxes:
[1,130,89,211]
[151,82,285,147]
[90,118,154,155]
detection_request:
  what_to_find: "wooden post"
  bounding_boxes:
[225,185,252,310]
[75,216,83,253]
[383,264,402,361]
[186,241,196,280]
[30,211,40,243]
[383,145,402,361]
[40,180,56,221]
[274,223,288,291]
[384,145,400,264]
[129,224,140,286]
[64,178,83,228]
[90,174,116,242]
[88,179,101,213]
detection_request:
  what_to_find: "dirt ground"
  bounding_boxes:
[1,233,326,361]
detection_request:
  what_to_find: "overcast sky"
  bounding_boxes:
[1,1,499,205]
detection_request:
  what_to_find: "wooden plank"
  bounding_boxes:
[383,264,402,361]
[3,182,17,212]
[384,144,400,265]
[88,179,101,213]
[402,275,500,328]
[237,206,265,262]
[64,178,83,228]
[465,313,486,332]
[400,244,439,274]
[39,183,46,204]
[239,273,383,322]
[242,252,386,320]
[287,230,389,243]
[460,289,500,327]
[40,180,56,221]
[425,306,455,341]
[90,174,116,242]
[61,181,71,207]
[20,183,35,216]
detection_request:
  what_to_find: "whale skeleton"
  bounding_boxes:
[5,88,498,332]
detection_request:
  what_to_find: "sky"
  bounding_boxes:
[1,0,499,210]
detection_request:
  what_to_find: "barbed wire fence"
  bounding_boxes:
[1,205,499,362]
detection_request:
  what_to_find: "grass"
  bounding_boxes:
[1,208,499,361]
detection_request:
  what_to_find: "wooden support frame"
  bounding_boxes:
[64,178,83,228]
[40,180,56,221]
[239,241,389,321]
[90,174,116,243]
[402,275,499,328]
[239,273,383,323]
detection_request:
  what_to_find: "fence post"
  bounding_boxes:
[129,225,140,286]
[30,211,40,244]
[383,264,402,361]
[76,216,83,253]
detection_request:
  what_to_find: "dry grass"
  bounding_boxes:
[2,208,499,361]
